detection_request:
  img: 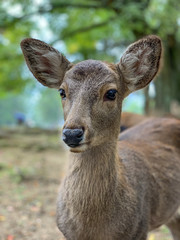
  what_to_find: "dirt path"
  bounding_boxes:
[0,128,172,240]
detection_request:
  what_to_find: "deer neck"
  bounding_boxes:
[69,141,119,176]
[65,141,125,206]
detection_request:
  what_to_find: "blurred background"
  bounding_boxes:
[0,0,180,239]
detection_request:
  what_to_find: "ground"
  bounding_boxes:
[0,128,173,240]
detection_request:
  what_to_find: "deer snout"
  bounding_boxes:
[62,128,84,148]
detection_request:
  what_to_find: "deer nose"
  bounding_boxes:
[62,128,84,148]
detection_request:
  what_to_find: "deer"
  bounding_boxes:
[21,35,180,240]
[120,112,147,132]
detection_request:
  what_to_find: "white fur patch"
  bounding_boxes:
[119,43,153,91]
[29,45,66,87]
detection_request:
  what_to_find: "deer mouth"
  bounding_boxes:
[68,143,80,148]
[69,142,90,153]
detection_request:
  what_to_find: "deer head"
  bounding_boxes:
[21,35,162,152]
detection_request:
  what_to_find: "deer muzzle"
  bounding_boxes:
[62,128,84,148]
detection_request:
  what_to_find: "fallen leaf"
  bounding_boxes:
[148,234,155,240]
[7,235,14,240]
[0,215,6,221]
[30,206,40,212]
[49,211,56,216]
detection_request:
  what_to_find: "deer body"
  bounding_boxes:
[120,112,147,131]
[21,35,180,240]
[57,118,180,240]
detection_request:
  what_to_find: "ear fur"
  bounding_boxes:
[20,38,71,88]
[118,35,162,92]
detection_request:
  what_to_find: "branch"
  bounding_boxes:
[51,2,104,9]
[50,1,123,14]
[62,16,117,38]
[0,0,122,30]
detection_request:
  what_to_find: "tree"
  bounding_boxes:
[0,0,180,114]
[33,88,63,128]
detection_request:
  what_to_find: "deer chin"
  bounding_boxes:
[69,142,90,153]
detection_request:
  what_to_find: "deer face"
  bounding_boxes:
[59,60,124,152]
[21,36,162,152]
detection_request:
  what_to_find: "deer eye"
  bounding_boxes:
[59,89,66,100]
[104,89,117,101]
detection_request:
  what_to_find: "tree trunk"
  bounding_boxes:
[154,34,180,115]
[144,86,150,115]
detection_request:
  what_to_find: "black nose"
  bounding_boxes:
[62,128,84,147]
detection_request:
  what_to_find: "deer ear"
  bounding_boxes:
[118,35,162,92]
[21,38,72,88]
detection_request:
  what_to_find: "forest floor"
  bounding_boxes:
[0,128,172,240]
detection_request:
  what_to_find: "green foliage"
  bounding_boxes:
[0,94,27,125]
[33,88,63,128]
[0,0,40,95]
[146,0,180,39]
[122,92,145,114]
[0,0,180,84]
[0,0,180,119]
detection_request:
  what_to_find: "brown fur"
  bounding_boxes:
[21,35,180,240]
[120,112,147,131]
